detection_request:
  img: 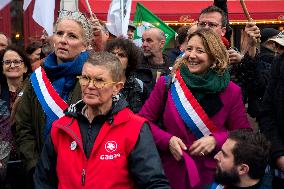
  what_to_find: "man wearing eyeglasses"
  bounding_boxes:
[197,5,262,113]
[198,5,260,60]
[198,7,227,39]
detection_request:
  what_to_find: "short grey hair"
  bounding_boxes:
[85,51,123,82]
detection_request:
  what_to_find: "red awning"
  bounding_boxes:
[79,0,284,22]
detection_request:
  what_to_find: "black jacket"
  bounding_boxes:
[0,99,11,181]
[258,53,284,167]
[34,98,170,189]
[246,46,275,117]
[120,74,148,113]
[229,53,257,101]
[165,47,181,66]
[134,54,172,98]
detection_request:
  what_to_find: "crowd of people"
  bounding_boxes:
[0,0,284,188]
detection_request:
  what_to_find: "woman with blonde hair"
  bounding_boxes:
[15,10,93,187]
[139,28,251,189]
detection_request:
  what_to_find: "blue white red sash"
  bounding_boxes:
[210,182,224,189]
[170,70,218,139]
[266,165,284,179]
[31,67,68,122]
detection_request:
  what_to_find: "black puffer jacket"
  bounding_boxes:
[134,54,172,98]
[258,53,284,166]
[120,74,147,113]
[229,53,257,101]
[246,46,275,117]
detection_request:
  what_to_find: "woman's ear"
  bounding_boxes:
[113,82,124,96]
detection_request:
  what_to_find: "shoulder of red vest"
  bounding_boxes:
[117,108,147,125]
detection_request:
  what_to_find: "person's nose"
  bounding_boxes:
[87,79,96,88]
[214,151,221,161]
[142,41,148,48]
[10,62,16,67]
[203,24,211,29]
[59,34,68,44]
[40,35,45,41]
[188,51,197,59]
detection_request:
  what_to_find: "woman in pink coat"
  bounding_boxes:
[139,28,251,189]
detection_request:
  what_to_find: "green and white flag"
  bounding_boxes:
[133,3,176,48]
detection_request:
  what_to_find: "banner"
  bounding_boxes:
[133,2,176,47]
[107,0,132,37]
[0,0,11,10]
[32,0,55,36]
[23,0,32,11]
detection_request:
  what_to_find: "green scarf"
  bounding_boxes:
[179,64,230,102]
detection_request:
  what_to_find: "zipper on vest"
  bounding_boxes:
[81,168,86,186]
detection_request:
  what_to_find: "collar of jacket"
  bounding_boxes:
[64,97,129,124]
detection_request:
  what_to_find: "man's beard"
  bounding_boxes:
[215,165,240,186]
[143,51,153,57]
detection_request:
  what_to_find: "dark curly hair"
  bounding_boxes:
[0,45,32,86]
[105,37,142,78]
[25,41,42,55]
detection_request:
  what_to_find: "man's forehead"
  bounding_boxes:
[222,139,236,154]
[143,30,158,39]
[199,12,222,22]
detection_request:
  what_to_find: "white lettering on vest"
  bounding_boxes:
[100,153,121,160]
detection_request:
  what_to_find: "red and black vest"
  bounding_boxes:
[51,108,146,189]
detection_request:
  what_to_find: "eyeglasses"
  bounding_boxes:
[2,60,24,67]
[198,21,221,28]
[77,75,116,89]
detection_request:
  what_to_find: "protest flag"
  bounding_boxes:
[107,0,132,37]
[133,2,176,47]
[0,0,12,10]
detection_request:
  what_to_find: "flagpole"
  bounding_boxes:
[85,0,93,18]
[120,0,124,34]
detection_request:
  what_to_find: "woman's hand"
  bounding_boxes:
[189,136,217,156]
[169,136,187,161]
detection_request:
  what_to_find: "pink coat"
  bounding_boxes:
[139,76,251,189]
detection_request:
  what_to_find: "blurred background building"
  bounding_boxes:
[1,0,284,48]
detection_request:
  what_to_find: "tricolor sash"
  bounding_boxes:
[266,165,284,179]
[170,70,218,139]
[210,182,224,189]
[31,67,69,122]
